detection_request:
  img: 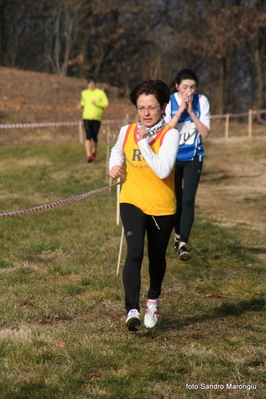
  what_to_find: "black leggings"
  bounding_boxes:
[83,120,101,142]
[120,203,174,313]
[174,158,203,243]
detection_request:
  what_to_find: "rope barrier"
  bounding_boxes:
[209,114,227,119]
[0,110,265,129]
[0,179,122,219]
[209,110,266,119]
[256,114,266,125]
[0,119,126,129]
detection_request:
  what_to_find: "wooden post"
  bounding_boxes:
[106,126,110,173]
[123,113,129,125]
[248,109,252,137]
[116,226,124,276]
[106,126,112,189]
[225,113,230,139]
[116,178,121,225]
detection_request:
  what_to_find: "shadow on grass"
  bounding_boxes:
[201,170,231,184]
[160,297,266,331]
[249,247,266,255]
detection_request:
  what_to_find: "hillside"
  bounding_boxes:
[1,67,265,142]
[0,67,135,143]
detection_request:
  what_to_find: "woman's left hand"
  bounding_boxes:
[137,125,148,141]
[185,94,193,115]
[109,165,123,179]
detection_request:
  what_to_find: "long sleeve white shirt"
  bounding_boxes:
[109,124,180,180]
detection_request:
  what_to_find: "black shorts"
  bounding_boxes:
[83,120,101,142]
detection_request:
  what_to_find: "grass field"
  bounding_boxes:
[0,140,265,399]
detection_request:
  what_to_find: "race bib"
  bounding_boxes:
[177,122,197,145]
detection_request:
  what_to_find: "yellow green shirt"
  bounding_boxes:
[120,123,176,216]
[80,88,109,121]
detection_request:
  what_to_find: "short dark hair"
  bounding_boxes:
[86,76,96,83]
[130,79,170,107]
[170,69,199,91]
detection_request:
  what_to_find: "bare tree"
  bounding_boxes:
[1,0,265,111]
[48,0,84,76]
[239,0,266,109]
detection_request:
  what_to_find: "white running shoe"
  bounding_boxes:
[126,309,141,331]
[144,299,159,328]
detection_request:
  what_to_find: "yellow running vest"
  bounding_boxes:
[119,123,176,216]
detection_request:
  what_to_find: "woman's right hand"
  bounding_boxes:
[179,94,190,112]
[109,165,123,179]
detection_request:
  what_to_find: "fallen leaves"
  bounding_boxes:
[16,300,33,307]
[206,292,222,298]
[88,373,102,381]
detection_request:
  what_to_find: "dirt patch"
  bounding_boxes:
[197,137,266,249]
[0,324,33,342]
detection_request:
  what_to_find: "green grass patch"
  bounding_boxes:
[0,142,265,398]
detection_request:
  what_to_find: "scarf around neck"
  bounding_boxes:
[138,117,167,137]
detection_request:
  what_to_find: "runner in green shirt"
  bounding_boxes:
[80,76,109,162]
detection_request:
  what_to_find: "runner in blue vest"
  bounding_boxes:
[165,69,210,260]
